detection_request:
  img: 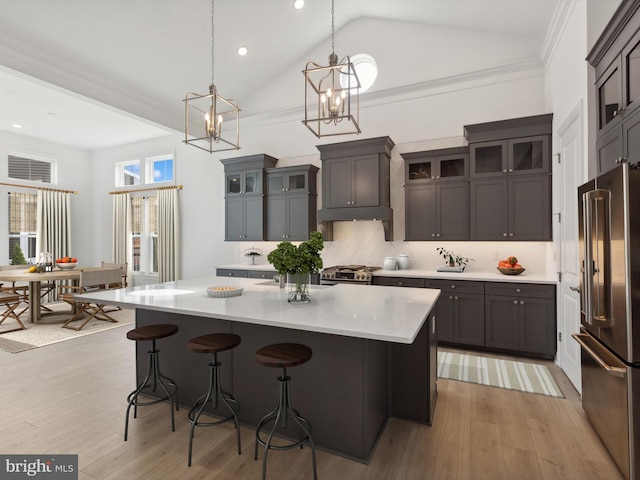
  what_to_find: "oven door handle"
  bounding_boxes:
[572,333,626,378]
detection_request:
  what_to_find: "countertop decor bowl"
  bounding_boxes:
[206,286,243,298]
[497,267,525,275]
[56,262,78,270]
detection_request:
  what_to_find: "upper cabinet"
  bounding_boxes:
[265,165,318,241]
[220,154,278,241]
[402,147,469,241]
[317,136,395,241]
[588,1,640,174]
[464,114,553,241]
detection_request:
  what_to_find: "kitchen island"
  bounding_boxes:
[77,277,440,462]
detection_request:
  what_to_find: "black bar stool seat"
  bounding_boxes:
[187,333,242,466]
[254,343,317,480]
[124,324,179,441]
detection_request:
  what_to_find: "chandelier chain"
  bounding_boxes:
[211,0,215,86]
[331,0,335,54]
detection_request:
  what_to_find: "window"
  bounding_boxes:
[115,160,141,187]
[8,192,37,264]
[146,154,174,184]
[8,154,54,183]
[131,196,157,274]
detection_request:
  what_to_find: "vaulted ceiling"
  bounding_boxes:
[0,0,559,150]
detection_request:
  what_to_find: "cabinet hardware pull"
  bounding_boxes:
[508,168,513,172]
[503,233,508,237]
[520,301,524,305]
[451,285,455,289]
[454,296,458,300]
[516,288,520,292]
[502,169,507,173]
[509,233,514,237]
[513,300,518,304]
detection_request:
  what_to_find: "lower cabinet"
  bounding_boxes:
[425,280,484,346]
[485,282,556,358]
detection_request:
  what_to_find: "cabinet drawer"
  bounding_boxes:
[485,282,554,299]
[216,269,248,278]
[374,277,424,288]
[424,279,484,295]
[247,270,278,279]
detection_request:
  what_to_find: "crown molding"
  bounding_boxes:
[539,0,576,67]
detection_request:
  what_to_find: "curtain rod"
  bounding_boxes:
[109,184,183,195]
[0,181,78,194]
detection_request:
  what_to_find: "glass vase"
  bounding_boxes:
[287,272,311,303]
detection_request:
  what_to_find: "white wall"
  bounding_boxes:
[0,130,92,265]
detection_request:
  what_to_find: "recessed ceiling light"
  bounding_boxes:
[293,0,304,9]
[12,124,22,129]
[237,46,248,56]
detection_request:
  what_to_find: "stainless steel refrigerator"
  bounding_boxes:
[574,162,640,480]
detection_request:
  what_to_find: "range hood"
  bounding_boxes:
[316,136,395,241]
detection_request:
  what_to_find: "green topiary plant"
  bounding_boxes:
[267,231,324,275]
[11,243,27,265]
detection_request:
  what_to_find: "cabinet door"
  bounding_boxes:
[226,172,243,195]
[508,136,550,175]
[435,295,454,343]
[597,58,623,134]
[623,31,640,117]
[437,154,468,182]
[225,196,245,240]
[243,196,264,241]
[518,297,556,356]
[266,195,287,240]
[470,140,507,178]
[406,158,436,183]
[623,107,640,166]
[509,175,551,240]
[405,185,436,240]
[597,126,623,175]
[353,155,379,206]
[469,178,508,240]
[243,170,262,194]
[324,158,352,208]
[485,295,519,350]
[438,182,469,240]
[266,172,286,194]
[454,293,485,346]
[287,193,311,241]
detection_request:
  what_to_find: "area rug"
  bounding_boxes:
[437,351,564,398]
[0,302,134,353]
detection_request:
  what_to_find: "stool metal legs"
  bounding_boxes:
[124,339,179,441]
[188,352,241,466]
[254,367,317,480]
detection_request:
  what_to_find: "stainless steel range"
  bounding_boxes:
[320,265,381,285]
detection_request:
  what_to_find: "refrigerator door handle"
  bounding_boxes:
[572,333,626,378]
[582,189,611,326]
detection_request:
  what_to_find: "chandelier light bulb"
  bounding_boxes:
[326,88,332,98]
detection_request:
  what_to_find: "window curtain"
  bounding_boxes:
[36,190,72,260]
[157,189,180,282]
[112,192,132,276]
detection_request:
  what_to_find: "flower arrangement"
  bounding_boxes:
[436,247,474,270]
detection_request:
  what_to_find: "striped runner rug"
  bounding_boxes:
[437,351,564,398]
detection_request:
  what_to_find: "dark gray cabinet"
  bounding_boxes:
[402,147,469,241]
[424,279,484,347]
[372,276,425,288]
[317,137,395,241]
[485,282,556,358]
[470,175,551,241]
[221,155,278,241]
[469,135,550,178]
[265,165,318,241]
[588,0,640,174]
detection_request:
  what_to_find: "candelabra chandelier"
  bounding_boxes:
[302,0,361,138]
[184,0,240,154]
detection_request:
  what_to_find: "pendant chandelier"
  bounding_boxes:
[184,0,240,154]
[302,0,361,138]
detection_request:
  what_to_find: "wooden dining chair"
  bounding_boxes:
[0,265,30,317]
[101,261,128,287]
[0,291,26,334]
[58,268,124,331]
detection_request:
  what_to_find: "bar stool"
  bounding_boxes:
[254,343,317,480]
[187,333,242,467]
[124,324,179,441]
[0,292,25,334]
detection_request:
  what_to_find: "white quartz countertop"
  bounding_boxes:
[77,277,439,344]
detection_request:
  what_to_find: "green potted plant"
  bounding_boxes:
[267,231,324,302]
[436,247,474,272]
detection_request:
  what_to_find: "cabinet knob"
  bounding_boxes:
[229,273,233,276]
[398,282,403,286]
[502,169,507,173]
[454,296,458,300]
[509,233,514,237]
[508,168,513,172]
[283,235,286,238]
[520,300,525,305]
[513,300,518,304]
[516,288,521,293]
[431,176,435,180]
[451,285,455,289]
[431,234,436,237]
[436,233,440,237]
[449,296,453,299]
[436,176,440,179]
[503,233,508,237]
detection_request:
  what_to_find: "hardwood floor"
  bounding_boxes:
[0,328,623,480]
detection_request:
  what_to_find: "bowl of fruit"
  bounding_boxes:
[497,256,525,275]
[56,256,78,270]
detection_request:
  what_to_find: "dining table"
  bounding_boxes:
[0,266,106,323]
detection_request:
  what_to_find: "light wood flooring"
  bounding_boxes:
[0,327,623,480]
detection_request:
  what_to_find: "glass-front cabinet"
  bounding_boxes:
[596,59,622,132]
[404,148,468,184]
[266,169,311,194]
[470,136,549,178]
[225,169,262,195]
